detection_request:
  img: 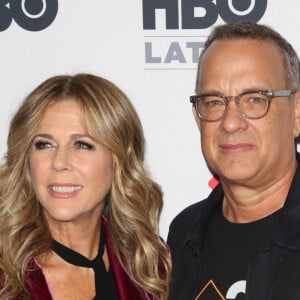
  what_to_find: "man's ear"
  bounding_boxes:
[192,106,201,129]
[293,90,300,138]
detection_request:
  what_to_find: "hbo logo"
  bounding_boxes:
[143,0,268,29]
[0,0,58,31]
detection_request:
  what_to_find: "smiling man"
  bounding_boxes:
[167,23,300,300]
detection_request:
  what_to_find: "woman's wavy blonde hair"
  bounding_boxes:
[0,73,171,299]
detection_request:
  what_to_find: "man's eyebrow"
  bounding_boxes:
[198,87,271,95]
[242,87,271,93]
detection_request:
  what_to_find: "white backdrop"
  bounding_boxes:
[0,1,299,238]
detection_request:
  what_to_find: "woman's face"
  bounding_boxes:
[29,100,113,225]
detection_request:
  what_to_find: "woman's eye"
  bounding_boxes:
[34,141,52,149]
[74,141,94,150]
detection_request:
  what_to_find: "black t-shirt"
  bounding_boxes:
[196,206,281,300]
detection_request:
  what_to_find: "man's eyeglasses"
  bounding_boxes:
[190,89,296,122]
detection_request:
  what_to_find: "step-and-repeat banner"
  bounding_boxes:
[0,1,299,238]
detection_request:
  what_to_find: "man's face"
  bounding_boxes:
[195,39,300,188]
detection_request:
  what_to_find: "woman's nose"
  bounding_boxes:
[51,147,72,172]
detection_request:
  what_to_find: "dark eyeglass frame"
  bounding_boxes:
[190,89,296,122]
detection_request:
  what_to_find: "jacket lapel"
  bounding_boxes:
[102,217,151,300]
[25,259,53,300]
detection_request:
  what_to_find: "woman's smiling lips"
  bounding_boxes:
[219,143,254,154]
[48,183,83,198]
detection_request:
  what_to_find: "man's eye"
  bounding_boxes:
[249,97,265,104]
[34,141,52,149]
[74,141,94,150]
[204,99,224,107]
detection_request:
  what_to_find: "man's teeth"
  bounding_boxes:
[50,186,81,193]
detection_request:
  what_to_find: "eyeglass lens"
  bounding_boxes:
[197,91,269,121]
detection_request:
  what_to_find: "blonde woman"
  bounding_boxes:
[0,73,171,300]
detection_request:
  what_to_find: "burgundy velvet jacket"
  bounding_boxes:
[19,218,153,300]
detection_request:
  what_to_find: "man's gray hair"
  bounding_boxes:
[197,22,300,91]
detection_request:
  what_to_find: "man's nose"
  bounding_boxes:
[220,100,248,133]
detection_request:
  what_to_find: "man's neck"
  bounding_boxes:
[221,160,297,223]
